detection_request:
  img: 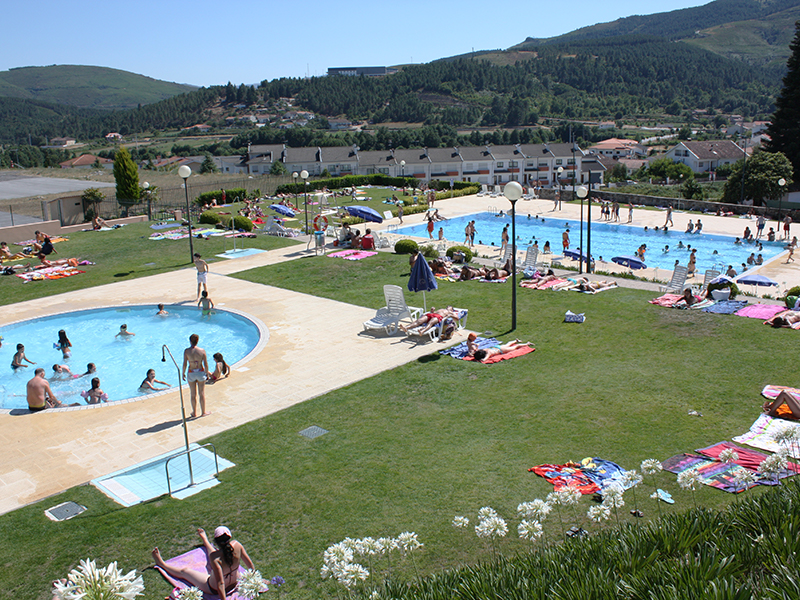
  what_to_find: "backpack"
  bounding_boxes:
[439,317,457,340]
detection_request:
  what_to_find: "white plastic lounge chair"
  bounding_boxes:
[495,244,515,269]
[363,285,422,335]
[375,234,391,249]
[700,269,720,293]
[477,184,489,197]
[521,246,539,273]
[405,308,469,343]
[659,265,689,294]
[262,217,292,237]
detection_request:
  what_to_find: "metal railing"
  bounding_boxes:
[165,442,220,497]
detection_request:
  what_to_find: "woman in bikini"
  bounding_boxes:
[207,353,230,382]
[153,526,254,600]
[472,340,533,362]
[139,369,170,392]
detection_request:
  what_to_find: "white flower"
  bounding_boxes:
[733,469,757,488]
[340,537,359,551]
[176,587,204,600]
[774,425,800,445]
[760,453,788,475]
[354,537,380,556]
[518,519,543,541]
[602,483,625,509]
[587,505,611,523]
[336,563,369,590]
[396,531,423,555]
[320,564,333,580]
[452,515,470,528]
[52,559,144,600]
[547,490,575,507]
[237,569,265,600]
[475,515,508,539]
[718,449,740,464]
[650,491,659,500]
[478,506,498,521]
[677,469,701,491]
[375,537,397,555]
[641,459,663,475]
[621,470,643,488]
[563,487,582,506]
[323,542,354,568]
[369,591,381,600]
[517,499,551,521]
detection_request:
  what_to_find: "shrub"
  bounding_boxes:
[420,245,439,259]
[199,211,221,225]
[394,239,419,255]
[218,214,253,232]
[195,188,247,206]
[707,280,740,300]
[446,245,473,262]
[785,285,800,299]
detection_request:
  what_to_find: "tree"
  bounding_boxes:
[113,147,140,214]
[608,162,628,182]
[646,157,693,182]
[270,161,288,176]
[200,155,217,174]
[81,187,105,222]
[766,21,800,184]
[721,150,794,205]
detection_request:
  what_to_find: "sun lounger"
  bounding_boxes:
[363,285,422,335]
[659,265,688,294]
[405,308,469,343]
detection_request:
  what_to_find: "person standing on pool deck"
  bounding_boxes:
[665,205,673,227]
[183,333,210,418]
[194,253,209,301]
[628,203,634,223]
[756,214,766,239]
[784,215,792,240]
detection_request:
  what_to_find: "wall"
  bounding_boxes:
[0,216,147,244]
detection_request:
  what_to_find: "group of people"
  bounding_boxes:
[338,224,375,250]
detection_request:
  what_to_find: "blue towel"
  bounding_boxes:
[150,222,178,230]
[702,300,748,314]
[440,337,499,359]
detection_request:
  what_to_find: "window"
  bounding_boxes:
[509,160,518,167]
[556,159,563,165]
[526,161,535,168]
[567,159,575,165]
[496,162,504,168]
[539,162,548,168]
[465,163,474,170]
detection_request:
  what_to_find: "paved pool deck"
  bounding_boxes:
[1,192,797,515]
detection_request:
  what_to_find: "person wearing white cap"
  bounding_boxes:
[152,526,255,599]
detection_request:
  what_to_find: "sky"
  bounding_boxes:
[1,0,710,87]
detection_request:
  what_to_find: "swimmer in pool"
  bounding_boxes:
[115,324,135,338]
[52,364,73,377]
[81,377,108,404]
[12,344,35,370]
[56,329,72,359]
[80,363,96,377]
[198,291,214,316]
[156,303,169,316]
[139,368,170,391]
[182,333,209,418]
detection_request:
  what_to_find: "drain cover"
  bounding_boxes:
[299,426,328,439]
[45,501,86,522]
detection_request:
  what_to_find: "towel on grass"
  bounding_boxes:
[528,463,600,494]
[463,345,534,364]
[439,337,499,359]
[572,283,618,294]
[733,414,800,458]
[150,222,178,230]
[520,278,567,290]
[661,453,757,493]
[689,298,716,310]
[735,303,787,319]
[762,385,800,401]
[155,547,267,600]
[328,249,377,260]
[479,277,508,283]
[764,309,800,329]
[649,294,683,307]
[696,440,799,475]
[15,236,68,246]
[15,266,85,282]
[702,300,748,314]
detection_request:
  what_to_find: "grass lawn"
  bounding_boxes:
[0,220,299,306]
[1,250,795,599]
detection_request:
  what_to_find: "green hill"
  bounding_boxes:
[0,65,197,110]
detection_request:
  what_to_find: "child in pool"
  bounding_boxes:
[52,364,73,377]
[12,344,35,370]
[55,329,72,359]
[198,291,215,316]
[139,369,170,391]
[81,377,108,404]
[115,324,135,338]
[207,353,230,382]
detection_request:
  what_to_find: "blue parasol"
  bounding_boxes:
[408,252,438,311]
[564,249,590,261]
[269,203,296,218]
[612,256,646,270]
[737,273,778,287]
[346,205,383,223]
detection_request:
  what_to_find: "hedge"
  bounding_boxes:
[275,174,417,196]
[194,188,248,207]
[198,210,253,232]
[394,239,419,255]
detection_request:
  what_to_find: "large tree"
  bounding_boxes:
[766,21,800,183]
[113,146,140,214]
[721,149,793,205]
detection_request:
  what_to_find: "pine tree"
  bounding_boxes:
[113,146,140,213]
[766,21,800,183]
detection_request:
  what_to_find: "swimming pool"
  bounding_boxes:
[0,305,265,411]
[398,212,785,272]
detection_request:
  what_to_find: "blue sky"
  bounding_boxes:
[2,0,708,87]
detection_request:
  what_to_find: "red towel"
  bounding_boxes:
[464,346,534,364]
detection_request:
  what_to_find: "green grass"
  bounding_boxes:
[0,221,299,306]
[2,250,796,599]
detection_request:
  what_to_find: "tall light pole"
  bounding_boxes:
[143,181,151,220]
[400,159,406,179]
[301,169,309,234]
[504,181,523,331]
[556,166,564,210]
[178,165,194,262]
[576,186,591,273]
[292,171,299,210]
[778,177,787,228]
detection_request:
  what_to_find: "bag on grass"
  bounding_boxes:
[564,310,586,323]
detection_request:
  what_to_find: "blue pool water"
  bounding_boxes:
[0,305,262,410]
[398,212,785,272]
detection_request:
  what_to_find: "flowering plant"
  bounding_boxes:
[175,587,203,600]
[52,559,144,600]
[237,569,265,599]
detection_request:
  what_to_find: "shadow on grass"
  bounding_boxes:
[114,272,134,277]
[417,354,441,364]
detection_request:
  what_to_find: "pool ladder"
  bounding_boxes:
[164,442,220,496]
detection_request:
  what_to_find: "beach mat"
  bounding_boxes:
[439,337,499,360]
[733,414,800,458]
[463,346,534,364]
[735,304,786,319]
[155,547,265,600]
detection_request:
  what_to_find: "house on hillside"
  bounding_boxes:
[105,132,123,142]
[51,137,77,148]
[60,154,113,169]
[663,140,745,174]
[587,138,646,159]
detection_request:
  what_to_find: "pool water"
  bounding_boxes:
[399,212,785,273]
[0,305,262,410]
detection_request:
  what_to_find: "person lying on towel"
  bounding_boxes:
[766,310,800,328]
[471,339,533,363]
[763,390,800,419]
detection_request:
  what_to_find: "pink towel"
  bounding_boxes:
[735,304,787,319]
[155,547,266,600]
[649,294,682,307]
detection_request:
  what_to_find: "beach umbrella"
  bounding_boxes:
[408,252,438,311]
[737,274,778,287]
[269,203,296,218]
[346,205,383,223]
[564,249,590,261]
[612,256,646,270]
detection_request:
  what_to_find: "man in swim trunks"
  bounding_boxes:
[27,368,63,411]
[562,229,570,251]
[194,253,209,301]
[400,307,457,334]
[182,333,210,418]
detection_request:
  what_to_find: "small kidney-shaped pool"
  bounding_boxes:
[0,305,266,411]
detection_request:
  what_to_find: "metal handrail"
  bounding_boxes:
[165,442,220,497]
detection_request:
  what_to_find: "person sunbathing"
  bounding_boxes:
[675,287,697,307]
[472,340,533,362]
[767,310,800,328]
[485,267,509,280]
[520,271,560,289]
[577,279,616,292]
[153,526,254,600]
[92,215,108,229]
[552,277,588,291]
[762,390,800,420]
[0,242,27,261]
[428,259,458,276]
[400,306,457,334]
[459,266,487,280]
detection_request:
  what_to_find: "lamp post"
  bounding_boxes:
[143,181,151,220]
[576,186,591,273]
[301,169,309,234]
[400,160,406,193]
[178,165,194,262]
[504,181,523,331]
[292,171,299,210]
[778,178,787,229]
